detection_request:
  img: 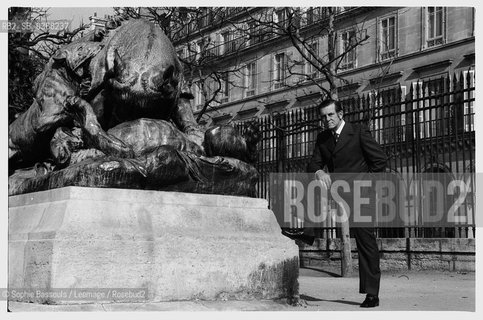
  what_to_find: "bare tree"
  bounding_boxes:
[8,7,87,122]
[114,7,257,123]
[110,7,387,127]
[235,7,371,100]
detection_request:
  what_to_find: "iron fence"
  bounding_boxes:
[237,71,475,238]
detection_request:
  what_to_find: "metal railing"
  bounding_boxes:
[237,71,475,238]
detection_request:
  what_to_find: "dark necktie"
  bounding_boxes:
[333,132,339,144]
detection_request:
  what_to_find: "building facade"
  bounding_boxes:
[89,7,475,237]
[173,7,474,124]
[173,7,475,238]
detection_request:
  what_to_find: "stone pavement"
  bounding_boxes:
[8,268,475,312]
[296,267,475,311]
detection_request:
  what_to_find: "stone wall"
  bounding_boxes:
[298,238,475,272]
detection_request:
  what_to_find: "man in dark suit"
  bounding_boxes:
[307,99,387,308]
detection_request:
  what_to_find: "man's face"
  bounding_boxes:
[320,104,343,130]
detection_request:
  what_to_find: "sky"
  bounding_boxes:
[45,7,115,30]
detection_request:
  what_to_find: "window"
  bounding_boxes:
[286,109,308,158]
[188,40,204,61]
[339,29,357,70]
[305,7,327,25]
[176,48,185,59]
[426,7,445,47]
[200,10,211,28]
[220,73,230,104]
[247,21,260,46]
[399,86,407,142]
[380,87,403,144]
[273,53,286,89]
[180,22,189,38]
[193,81,203,111]
[275,8,287,28]
[222,30,245,53]
[425,76,446,137]
[463,70,475,132]
[379,16,397,60]
[305,7,316,25]
[261,122,276,162]
[412,76,447,139]
[305,41,320,79]
[188,20,197,33]
[206,35,220,57]
[197,40,204,60]
[205,80,220,107]
[186,42,198,61]
[411,81,423,140]
[221,30,232,54]
[370,86,407,145]
[244,62,257,97]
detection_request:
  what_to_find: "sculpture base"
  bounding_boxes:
[8,187,299,304]
[9,150,259,197]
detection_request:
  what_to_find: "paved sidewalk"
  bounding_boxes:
[296,267,475,311]
[8,268,475,312]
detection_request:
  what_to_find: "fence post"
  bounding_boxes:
[275,113,286,173]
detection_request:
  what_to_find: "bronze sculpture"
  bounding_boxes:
[9,18,260,197]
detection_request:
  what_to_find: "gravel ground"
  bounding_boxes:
[7,268,475,312]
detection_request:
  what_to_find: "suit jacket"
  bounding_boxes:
[307,122,387,223]
[307,122,387,174]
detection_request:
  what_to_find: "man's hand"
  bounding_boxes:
[315,169,331,189]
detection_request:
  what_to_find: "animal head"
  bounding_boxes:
[52,41,104,78]
[89,19,182,111]
[203,123,261,164]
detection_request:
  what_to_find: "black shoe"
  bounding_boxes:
[360,295,379,308]
[281,229,315,246]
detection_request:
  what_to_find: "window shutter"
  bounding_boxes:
[340,31,345,57]
[412,81,423,99]
[463,69,475,89]
[243,64,248,94]
[301,7,308,27]
[400,85,407,102]
[302,46,309,82]
[213,33,221,56]
[463,70,475,132]
[281,53,286,87]
[269,53,274,90]
[286,50,297,85]
[442,7,447,41]
[273,9,278,24]
[412,81,424,139]
[376,17,380,62]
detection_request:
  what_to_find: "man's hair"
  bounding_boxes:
[318,99,343,113]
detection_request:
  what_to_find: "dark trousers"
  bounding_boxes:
[352,227,381,296]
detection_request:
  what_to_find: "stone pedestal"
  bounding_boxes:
[8,187,299,304]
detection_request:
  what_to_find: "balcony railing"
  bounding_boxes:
[175,7,371,63]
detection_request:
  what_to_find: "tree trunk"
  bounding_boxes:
[327,7,338,100]
[340,214,353,277]
[328,7,352,276]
